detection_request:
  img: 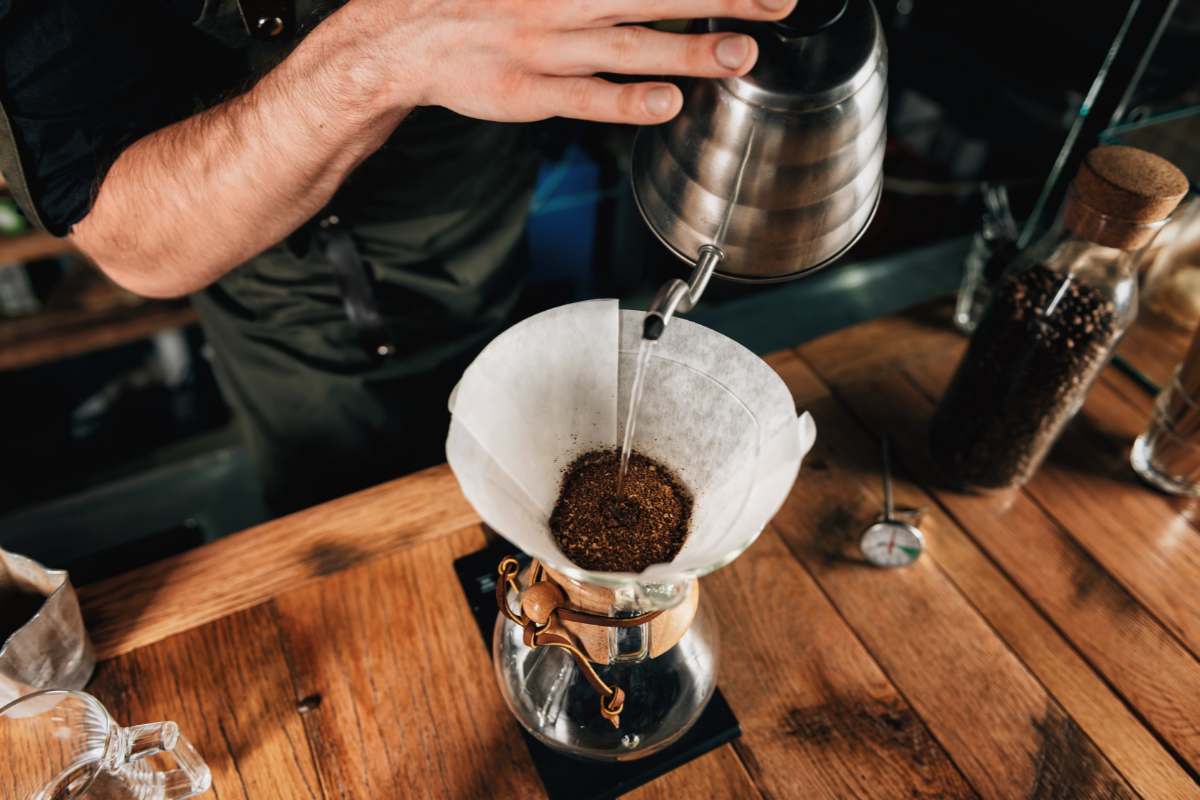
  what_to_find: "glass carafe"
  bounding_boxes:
[0,690,211,800]
[492,567,717,761]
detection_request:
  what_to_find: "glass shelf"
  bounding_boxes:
[1100,105,1200,191]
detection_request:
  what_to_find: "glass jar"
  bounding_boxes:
[931,213,1142,489]
[930,147,1188,491]
[0,689,211,800]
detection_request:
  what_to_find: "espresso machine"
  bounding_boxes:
[634,0,888,338]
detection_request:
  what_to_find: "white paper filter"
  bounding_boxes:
[447,299,816,583]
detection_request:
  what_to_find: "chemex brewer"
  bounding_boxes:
[444,0,884,762]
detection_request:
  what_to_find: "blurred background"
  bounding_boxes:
[2,0,1197,581]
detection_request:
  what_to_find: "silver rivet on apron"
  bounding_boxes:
[319,214,340,229]
[256,16,285,37]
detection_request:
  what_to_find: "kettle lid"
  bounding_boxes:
[773,0,848,36]
[711,0,883,112]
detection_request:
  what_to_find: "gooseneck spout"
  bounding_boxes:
[642,245,725,340]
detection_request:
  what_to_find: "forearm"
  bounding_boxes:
[69,0,791,298]
[72,10,406,298]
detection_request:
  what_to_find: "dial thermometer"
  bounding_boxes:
[860,439,924,568]
[861,520,924,567]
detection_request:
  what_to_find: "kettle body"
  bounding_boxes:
[632,0,888,282]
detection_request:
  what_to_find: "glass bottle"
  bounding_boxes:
[953,184,1020,333]
[1140,195,1200,329]
[931,146,1188,491]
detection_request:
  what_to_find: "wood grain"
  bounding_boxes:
[1117,310,1192,391]
[624,745,761,799]
[80,463,480,660]
[820,357,1200,796]
[270,524,541,799]
[796,301,963,386]
[0,300,198,371]
[87,604,324,799]
[768,350,1137,799]
[709,530,975,799]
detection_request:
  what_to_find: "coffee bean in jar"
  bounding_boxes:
[931,263,1118,488]
[930,146,1189,491]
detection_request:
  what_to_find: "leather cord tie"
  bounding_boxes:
[496,556,662,728]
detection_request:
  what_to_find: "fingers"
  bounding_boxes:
[549,28,758,78]
[580,0,797,26]
[532,77,684,124]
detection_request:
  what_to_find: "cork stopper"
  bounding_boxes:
[1065,146,1190,250]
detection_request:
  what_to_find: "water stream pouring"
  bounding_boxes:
[447,301,815,760]
[637,0,888,336]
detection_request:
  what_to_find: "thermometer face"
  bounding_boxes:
[860,521,924,567]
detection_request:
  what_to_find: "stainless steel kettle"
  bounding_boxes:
[634,0,887,336]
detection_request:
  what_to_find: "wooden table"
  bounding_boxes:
[75,303,1200,799]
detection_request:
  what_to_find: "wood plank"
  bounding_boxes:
[80,463,480,660]
[797,300,963,386]
[624,745,762,799]
[0,300,198,371]
[1116,311,1192,392]
[707,529,975,799]
[819,357,1200,797]
[273,520,970,799]
[270,525,542,798]
[0,231,73,264]
[766,350,1137,799]
[907,354,1200,663]
[87,604,325,799]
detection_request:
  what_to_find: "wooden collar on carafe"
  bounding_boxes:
[533,563,699,664]
[496,557,699,728]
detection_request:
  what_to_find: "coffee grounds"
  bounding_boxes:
[550,449,692,573]
[931,262,1118,488]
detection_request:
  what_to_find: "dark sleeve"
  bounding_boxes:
[0,1,209,235]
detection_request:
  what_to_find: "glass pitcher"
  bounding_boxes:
[0,689,212,800]
[492,560,719,761]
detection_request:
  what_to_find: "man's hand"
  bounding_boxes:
[343,0,796,124]
[72,0,796,297]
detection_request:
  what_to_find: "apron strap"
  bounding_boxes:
[314,214,398,359]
